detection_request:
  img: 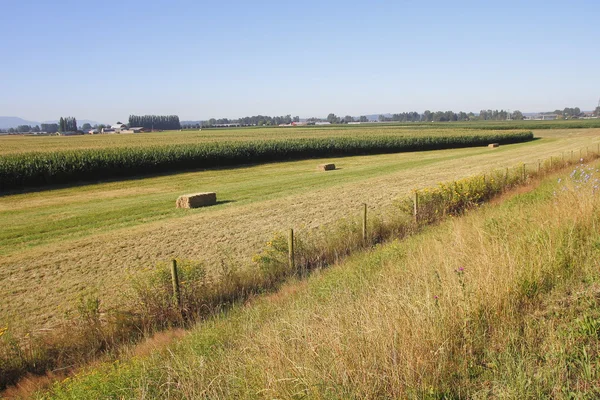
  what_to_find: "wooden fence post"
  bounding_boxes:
[550,157,553,170]
[362,203,367,243]
[522,163,526,181]
[537,160,541,174]
[288,228,295,273]
[571,150,574,162]
[597,143,599,155]
[171,259,181,309]
[413,191,419,224]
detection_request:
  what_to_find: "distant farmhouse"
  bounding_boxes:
[525,114,558,121]
[101,124,145,134]
[110,123,128,132]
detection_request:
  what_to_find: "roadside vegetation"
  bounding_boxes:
[28,156,600,399]
[1,147,597,396]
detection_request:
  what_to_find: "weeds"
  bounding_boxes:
[0,145,595,393]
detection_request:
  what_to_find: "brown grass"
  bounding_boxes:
[38,156,600,398]
[1,371,68,399]
[130,329,187,358]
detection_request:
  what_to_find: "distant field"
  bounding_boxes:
[1,119,597,156]
[0,128,597,331]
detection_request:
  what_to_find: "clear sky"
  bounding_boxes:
[1,0,598,123]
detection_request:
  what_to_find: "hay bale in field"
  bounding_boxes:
[488,143,500,148]
[317,163,336,171]
[176,192,217,208]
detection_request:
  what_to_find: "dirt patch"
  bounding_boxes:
[1,371,68,399]
[131,328,187,358]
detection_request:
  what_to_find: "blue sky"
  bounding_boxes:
[1,0,598,122]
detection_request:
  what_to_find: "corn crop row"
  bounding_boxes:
[0,132,533,192]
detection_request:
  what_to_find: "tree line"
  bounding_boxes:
[380,110,524,122]
[196,114,366,127]
[199,115,301,128]
[59,117,78,132]
[546,107,582,118]
[325,114,369,124]
[196,109,528,127]
[129,115,181,130]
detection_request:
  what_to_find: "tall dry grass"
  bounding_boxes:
[2,149,597,396]
[41,156,600,399]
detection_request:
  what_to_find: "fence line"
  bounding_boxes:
[4,142,599,392]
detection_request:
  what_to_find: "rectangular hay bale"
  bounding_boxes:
[488,143,499,148]
[317,163,336,171]
[176,192,217,209]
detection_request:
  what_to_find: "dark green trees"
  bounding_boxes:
[128,115,181,130]
[58,117,78,132]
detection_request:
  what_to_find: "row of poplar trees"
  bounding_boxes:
[59,117,78,132]
[128,115,181,130]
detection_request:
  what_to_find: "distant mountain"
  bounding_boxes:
[0,117,104,129]
[0,116,40,129]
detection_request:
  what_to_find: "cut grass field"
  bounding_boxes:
[0,128,598,332]
[34,148,600,398]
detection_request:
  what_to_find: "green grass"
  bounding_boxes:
[34,155,600,399]
[0,147,494,255]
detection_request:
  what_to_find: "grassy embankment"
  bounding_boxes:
[31,145,600,398]
[0,129,597,334]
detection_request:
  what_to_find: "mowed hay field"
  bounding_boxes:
[0,128,598,331]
